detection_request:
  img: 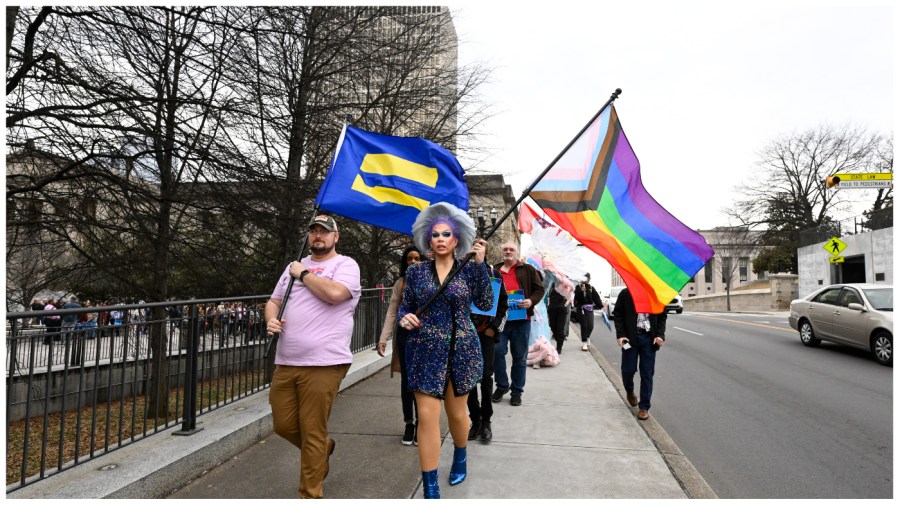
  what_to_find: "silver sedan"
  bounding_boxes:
[789,283,893,366]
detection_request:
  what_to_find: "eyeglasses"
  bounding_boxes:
[431,231,453,238]
[309,229,334,237]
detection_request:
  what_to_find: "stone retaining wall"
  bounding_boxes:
[683,274,798,312]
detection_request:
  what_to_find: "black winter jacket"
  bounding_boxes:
[612,288,667,341]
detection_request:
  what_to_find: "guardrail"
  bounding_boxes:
[5,288,390,491]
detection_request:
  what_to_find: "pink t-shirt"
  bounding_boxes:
[270,254,361,366]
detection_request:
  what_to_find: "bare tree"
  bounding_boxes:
[5,177,79,311]
[6,6,20,71]
[726,125,891,271]
[219,6,491,283]
[7,6,495,414]
[9,6,492,298]
[6,6,248,417]
[863,136,893,229]
[708,226,765,311]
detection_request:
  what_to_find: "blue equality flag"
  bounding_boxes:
[315,125,469,235]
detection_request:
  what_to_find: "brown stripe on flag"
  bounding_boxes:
[530,108,621,211]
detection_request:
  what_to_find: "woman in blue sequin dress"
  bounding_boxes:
[397,203,493,498]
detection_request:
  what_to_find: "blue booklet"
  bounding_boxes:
[506,290,527,320]
[471,278,502,317]
[601,310,612,331]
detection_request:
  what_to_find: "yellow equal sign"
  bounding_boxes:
[351,153,438,210]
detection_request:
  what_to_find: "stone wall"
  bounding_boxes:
[683,289,772,312]
[682,274,798,312]
[769,273,800,309]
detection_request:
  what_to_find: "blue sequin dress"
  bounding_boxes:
[399,259,493,398]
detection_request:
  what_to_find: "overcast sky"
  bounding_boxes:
[451,0,892,226]
[449,0,893,289]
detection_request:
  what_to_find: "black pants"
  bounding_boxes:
[44,320,61,344]
[397,331,417,423]
[547,306,569,346]
[467,331,495,424]
[578,310,595,342]
[69,330,86,366]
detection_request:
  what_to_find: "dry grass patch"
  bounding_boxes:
[7,369,266,485]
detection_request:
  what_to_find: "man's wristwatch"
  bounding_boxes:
[299,269,310,282]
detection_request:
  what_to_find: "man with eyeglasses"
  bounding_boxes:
[491,241,545,407]
[265,214,361,498]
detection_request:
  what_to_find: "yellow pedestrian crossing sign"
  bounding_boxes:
[829,256,845,264]
[824,236,847,256]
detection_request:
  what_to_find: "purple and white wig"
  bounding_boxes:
[412,202,476,259]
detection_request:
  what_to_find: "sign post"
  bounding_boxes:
[824,236,847,284]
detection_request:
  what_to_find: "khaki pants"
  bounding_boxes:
[269,363,350,498]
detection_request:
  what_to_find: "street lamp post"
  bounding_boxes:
[469,206,498,237]
[476,207,485,235]
[470,206,500,264]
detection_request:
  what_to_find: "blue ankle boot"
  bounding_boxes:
[422,469,440,499]
[449,445,467,486]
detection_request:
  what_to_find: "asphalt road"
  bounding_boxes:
[588,310,893,499]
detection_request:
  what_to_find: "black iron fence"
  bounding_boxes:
[798,207,893,247]
[5,288,390,491]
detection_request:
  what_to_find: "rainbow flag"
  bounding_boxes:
[529,105,713,313]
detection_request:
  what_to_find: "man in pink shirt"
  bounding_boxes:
[265,215,361,498]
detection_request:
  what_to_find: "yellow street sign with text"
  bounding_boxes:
[829,256,844,264]
[824,236,847,256]
[833,173,892,181]
[830,173,893,189]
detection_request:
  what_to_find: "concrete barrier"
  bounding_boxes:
[683,289,772,312]
[683,274,798,312]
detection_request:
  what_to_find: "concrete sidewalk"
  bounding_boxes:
[167,327,715,499]
[9,325,716,499]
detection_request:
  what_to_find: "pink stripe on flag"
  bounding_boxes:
[544,118,603,181]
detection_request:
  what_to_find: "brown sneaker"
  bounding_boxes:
[324,438,336,478]
[637,409,650,420]
[626,391,638,407]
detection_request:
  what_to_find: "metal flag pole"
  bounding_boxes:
[415,88,622,316]
[264,117,352,359]
[264,207,320,359]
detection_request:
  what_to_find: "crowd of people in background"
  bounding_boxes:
[23,296,269,347]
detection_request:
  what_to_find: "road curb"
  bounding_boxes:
[587,343,718,499]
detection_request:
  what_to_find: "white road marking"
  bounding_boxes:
[674,326,703,336]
